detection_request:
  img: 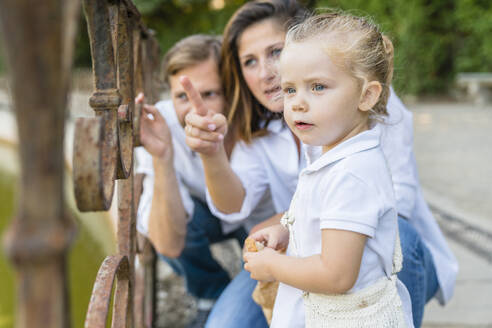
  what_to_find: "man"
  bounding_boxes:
[135,34,246,327]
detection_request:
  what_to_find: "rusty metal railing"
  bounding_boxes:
[74,0,161,327]
[0,1,80,327]
[0,0,161,327]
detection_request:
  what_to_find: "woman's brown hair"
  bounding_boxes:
[221,0,307,143]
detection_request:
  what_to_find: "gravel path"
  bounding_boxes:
[154,240,242,327]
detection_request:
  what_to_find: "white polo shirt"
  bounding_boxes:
[270,126,413,328]
[135,100,242,236]
[207,88,457,304]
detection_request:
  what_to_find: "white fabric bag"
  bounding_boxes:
[280,194,407,328]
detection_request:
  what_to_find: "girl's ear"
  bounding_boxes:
[358,81,382,112]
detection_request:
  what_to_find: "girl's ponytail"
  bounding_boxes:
[372,35,394,117]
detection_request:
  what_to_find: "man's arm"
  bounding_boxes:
[137,94,187,258]
[147,158,187,258]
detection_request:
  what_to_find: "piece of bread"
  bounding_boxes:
[244,236,265,252]
[244,236,279,324]
[252,280,279,324]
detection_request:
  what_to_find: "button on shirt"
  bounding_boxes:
[270,126,413,328]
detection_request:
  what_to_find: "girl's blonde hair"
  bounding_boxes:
[286,11,394,117]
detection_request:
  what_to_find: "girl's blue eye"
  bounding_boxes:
[313,84,325,92]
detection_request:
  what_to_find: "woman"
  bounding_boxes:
[182,1,458,327]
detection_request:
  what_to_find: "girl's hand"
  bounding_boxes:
[243,247,277,282]
[137,93,173,162]
[180,76,227,156]
[249,224,289,251]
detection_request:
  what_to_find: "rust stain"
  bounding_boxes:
[76,0,161,326]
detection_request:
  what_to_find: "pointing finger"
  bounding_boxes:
[179,76,208,116]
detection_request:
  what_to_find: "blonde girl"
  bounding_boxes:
[243,12,414,327]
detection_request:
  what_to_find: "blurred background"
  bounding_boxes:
[1,0,491,97]
[0,0,491,328]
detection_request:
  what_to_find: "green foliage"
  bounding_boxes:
[0,173,16,328]
[133,0,247,53]
[75,0,248,73]
[316,0,456,95]
[72,0,492,96]
[0,41,5,74]
[454,0,492,73]
[74,14,93,69]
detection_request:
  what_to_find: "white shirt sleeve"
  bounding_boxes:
[383,88,418,218]
[206,140,269,223]
[319,171,382,237]
[134,147,194,237]
[135,146,154,176]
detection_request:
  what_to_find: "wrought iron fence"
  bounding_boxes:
[0,0,161,327]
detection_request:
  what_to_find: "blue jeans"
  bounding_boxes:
[397,216,439,328]
[206,216,439,328]
[159,197,248,300]
[205,269,268,328]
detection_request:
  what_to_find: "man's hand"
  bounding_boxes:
[180,76,227,156]
[137,93,173,162]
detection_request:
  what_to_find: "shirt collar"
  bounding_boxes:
[303,125,382,174]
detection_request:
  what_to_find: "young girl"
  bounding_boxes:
[243,13,413,327]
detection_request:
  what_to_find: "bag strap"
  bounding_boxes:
[280,190,300,257]
[281,191,403,277]
[392,225,403,276]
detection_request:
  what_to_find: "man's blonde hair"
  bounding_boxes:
[162,34,222,87]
